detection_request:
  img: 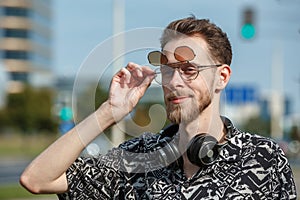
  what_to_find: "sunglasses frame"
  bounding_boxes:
[147,46,196,66]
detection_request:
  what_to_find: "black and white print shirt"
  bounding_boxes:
[58,117,297,199]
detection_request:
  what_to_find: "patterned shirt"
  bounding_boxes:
[58,117,297,199]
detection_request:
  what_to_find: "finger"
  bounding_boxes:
[117,67,131,84]
[126,62,143,78]
[138,66,156,84]
[127,63,156,82]
[141,65,156,77]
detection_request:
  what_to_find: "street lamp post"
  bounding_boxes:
[111,0,126,146]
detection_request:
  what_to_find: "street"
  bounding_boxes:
[0,158,57,199]
[0,159,29,186]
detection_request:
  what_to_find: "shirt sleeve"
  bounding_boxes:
[271,142,297,199]
[57,150,124,200]
[56,133,158,199]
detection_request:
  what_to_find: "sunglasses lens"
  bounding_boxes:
[174,46,195,62]
[148,51,168,66]
[148,46,195,66]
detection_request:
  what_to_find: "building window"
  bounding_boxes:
[4,7,30,17]
[3,50,29,60]
[3,29,29,38]
[9,72,29,82]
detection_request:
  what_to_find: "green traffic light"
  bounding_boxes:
[241,23,255,40]
[60,107,73,121]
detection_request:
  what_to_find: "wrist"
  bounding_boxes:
[99,100,130,124]
[95,101,116,128]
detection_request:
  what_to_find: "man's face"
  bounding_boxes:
[162,36,217,124]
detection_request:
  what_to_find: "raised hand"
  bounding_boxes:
[107,62,155,122]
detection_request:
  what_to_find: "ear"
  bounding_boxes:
[216,65,231,90]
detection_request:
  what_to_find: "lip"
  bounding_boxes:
[169,96,189,104]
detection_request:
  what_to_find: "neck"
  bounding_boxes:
[175,90,226,178]
[178,104,224,147]
[178,103,225,179]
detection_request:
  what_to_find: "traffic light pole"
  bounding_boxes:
[270,41,284,140]
[111,0,126,146]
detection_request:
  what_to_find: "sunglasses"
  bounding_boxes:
[147,46,222,85]
[147,46,196,66]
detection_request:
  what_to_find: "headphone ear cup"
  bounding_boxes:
[158,138,181,167]
[187,134,219,166]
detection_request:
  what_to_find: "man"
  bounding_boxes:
[20,16,297,199]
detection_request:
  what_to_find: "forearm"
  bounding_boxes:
[20,101,115,193]
[20,63,154,194]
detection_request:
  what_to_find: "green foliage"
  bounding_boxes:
[0,132,58,157]
[289,126,300,141]
[75,82,108,122]
[0,85,58,134]
[241,115,271,137]
[95,83,109,108]
[0,184,56,199]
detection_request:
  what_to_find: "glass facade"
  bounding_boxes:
[3,6,30,17]
[0,0,52,85]
[3,29,29,38]
[9,72,29,82]
[3,50,29,60]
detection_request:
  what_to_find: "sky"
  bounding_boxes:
[52,0,300,115]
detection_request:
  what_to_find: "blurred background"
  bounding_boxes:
[0,0,299,199]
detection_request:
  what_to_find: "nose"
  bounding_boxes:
[166,68,185,87]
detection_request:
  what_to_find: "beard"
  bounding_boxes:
[165,89,212,124]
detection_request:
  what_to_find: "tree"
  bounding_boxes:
[241,115,271,137]
[0,85,57,134]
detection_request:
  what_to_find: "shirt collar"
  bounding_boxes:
[218,116,242,162]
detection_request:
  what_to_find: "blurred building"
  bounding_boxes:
[0,0,53,93]
[222,84,260,126]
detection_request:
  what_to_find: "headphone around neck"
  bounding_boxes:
[158,125,221,168]
[186,134,219,166]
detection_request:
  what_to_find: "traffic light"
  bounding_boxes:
[59,106,73,121]
[240,7,256,40]
[59,106,75,134]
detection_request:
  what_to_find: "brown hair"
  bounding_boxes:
[160,16,232,66]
